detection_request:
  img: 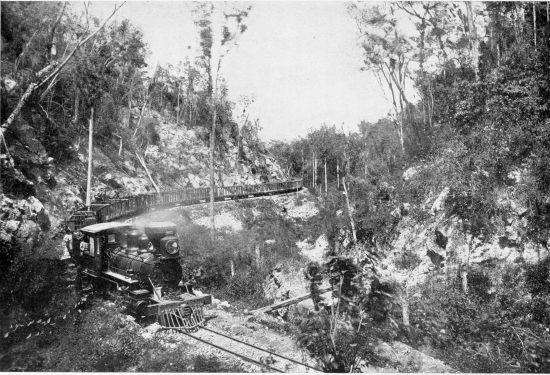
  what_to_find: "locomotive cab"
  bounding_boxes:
[72,222,135,274]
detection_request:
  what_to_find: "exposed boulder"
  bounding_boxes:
[430,187,450,215]
[26,196,50,230]
[297,234,327,263]
[403,166,421,181]
[434,229,448,249]
[374,341,454,372]
[427,249,445,268]
[506,169,523,185]
[0,162,36,197]
[0,195,48,258]
[2,78,17,93]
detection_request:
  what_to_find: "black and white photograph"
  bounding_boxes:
[1,0,550,372]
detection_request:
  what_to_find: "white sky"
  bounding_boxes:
[71,1,392,141]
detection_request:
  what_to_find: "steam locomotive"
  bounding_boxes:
[69,220,210,329]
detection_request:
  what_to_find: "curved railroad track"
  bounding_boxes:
[167,324,323,373]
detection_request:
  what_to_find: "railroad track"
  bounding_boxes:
[165,325,324,373]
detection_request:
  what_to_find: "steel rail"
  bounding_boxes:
[201,325,324,372]
[174,329,285,373]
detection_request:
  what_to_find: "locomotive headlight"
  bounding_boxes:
[165,240,179,255]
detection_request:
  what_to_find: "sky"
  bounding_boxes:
[72,1,392,142]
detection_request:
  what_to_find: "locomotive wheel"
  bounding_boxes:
[134,300,149,322]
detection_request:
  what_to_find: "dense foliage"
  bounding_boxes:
[269,2,550,372]
[1,2,254,199]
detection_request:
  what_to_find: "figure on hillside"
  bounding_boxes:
[62,229,72,258]
[182,266,204,295]
[269,263,283,288]
[304,262,324,311]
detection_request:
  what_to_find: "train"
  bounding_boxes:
[67,180,303,231]
[66,180,302,329]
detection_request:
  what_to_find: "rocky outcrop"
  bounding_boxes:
[0,195,50,258]
[142,110,286,190]
[382,177,548,293]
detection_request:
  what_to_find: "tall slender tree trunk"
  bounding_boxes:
[342,176,357,244]
[462,237,473,294]
[73,90,80,124]
[466,2,480,79]
[324,158,327,195]
[315,156,318,190]
[336,162,340,189]
[127,75,133,128]
[209,98,217,239]
[312,151,315,189]
[133,64,158,137]
[301,149,304,182]
[236,113,247,174]
[86,107,94,208]
[255,244,261,269]
[461,266,469,294]
[533,1,537,49]
[176,83,181,124]
[136,152,160,195]
[401,284,410,327]
[236,128,241,173]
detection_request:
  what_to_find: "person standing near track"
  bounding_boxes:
[62,229,72,260]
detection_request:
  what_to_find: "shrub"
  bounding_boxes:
[407,264,550,373]
[44,300,147,371]
[0,258,65,313]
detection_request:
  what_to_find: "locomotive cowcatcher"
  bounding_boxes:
[69,220,211,330]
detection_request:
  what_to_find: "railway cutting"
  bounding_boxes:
[62,180,309,368]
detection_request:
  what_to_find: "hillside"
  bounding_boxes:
[3,1,550,373]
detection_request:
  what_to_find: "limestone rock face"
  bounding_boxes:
[383,172,548,292]
[0,195,49,258]
[133,110,283,191]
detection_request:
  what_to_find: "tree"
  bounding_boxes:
[349,3,414,155]
[234,95,254,173]
[193,2,250,239]
[1,2,125,142]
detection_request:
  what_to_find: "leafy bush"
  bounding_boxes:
[44,300,146,372]
[223,271,269,309]
[407,264,550,373]
[0,257,65,313]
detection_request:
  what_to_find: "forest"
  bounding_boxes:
[1,1,550,372]
[270,2,550,371]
